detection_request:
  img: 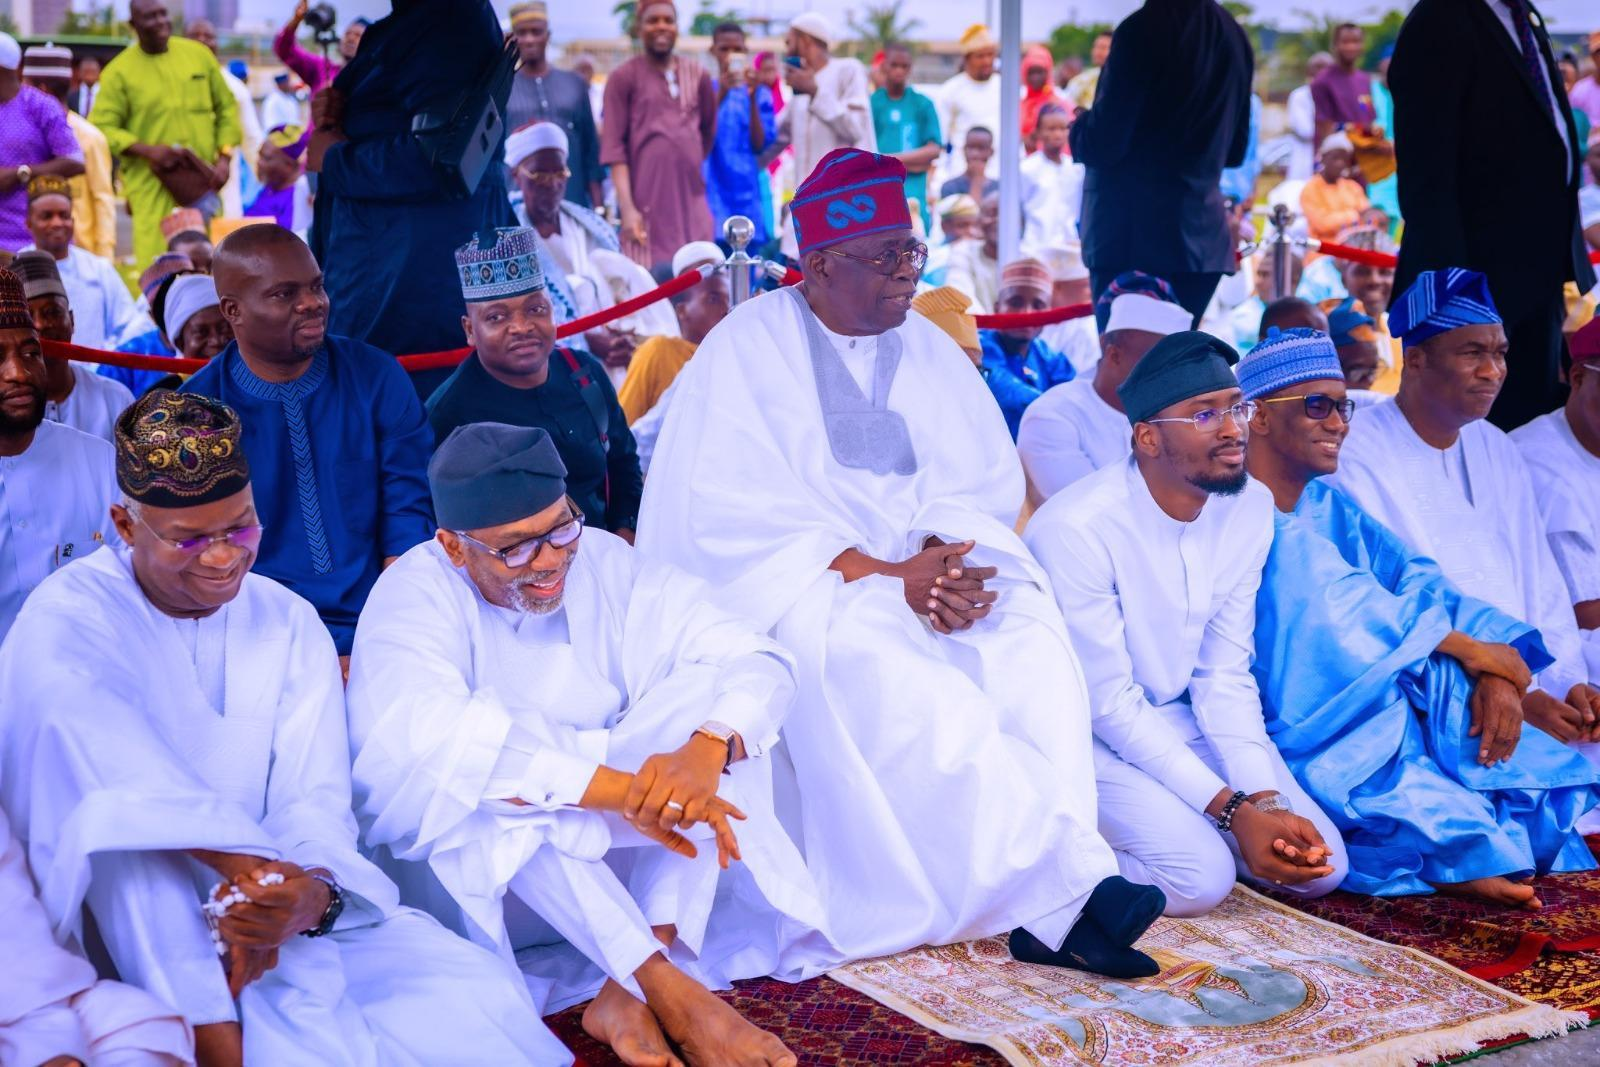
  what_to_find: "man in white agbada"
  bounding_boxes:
[13,249,133,442]
[1,796,192,1066]
[1513,319,1600,683]
[348,422,820,1067]
[21,180,157,351]
[1019,284,1193,504]
[1026,330,1347,916]
[0,267,117,643]
[1330,269,1600,756]
[506,120,677,361]
[938,26,1003,181]
[640,147,1168,980]
[0,389,565,1067]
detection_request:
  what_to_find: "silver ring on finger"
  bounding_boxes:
[665,800,685,812]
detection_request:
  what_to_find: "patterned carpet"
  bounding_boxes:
[546,977,1006,1065]
[546,878,1600,1065]
[1270,868,1600,1015]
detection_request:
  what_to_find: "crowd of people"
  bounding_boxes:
[2,0,1600,1064]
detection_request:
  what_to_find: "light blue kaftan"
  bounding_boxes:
[1255,479,1599,896]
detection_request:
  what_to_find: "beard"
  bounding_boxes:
[506,577,564,615]
[0,386,46,435]
[1188,468,1250,496]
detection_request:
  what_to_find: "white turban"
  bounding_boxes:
[789,13,833,46]
[1319,130,1354,156]
[671,241,725,276]
[164,274,220,346]
[0,33,20,71]
[1105,293,1193,337]
[504,121,569,169]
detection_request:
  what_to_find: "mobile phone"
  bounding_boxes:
[784,55,804,69]
[729,51,747,75]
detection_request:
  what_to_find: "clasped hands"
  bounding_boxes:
[190,852,332,997]
[1445,633,1600,762]
[890,537,998,634]
[1210,789,1335,887]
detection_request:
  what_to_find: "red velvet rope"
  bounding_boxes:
[42,339,206,374]
[41,246,1600,373]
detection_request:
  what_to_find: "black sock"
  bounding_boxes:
[1083,875,1166,947]
[1008,924,1161,979]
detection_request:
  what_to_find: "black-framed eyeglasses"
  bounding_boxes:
[821,242,929,276]
[135,509,265,556]
[455,505,584,568]
[1258,393,1357,423]
[1145,400,1257,434]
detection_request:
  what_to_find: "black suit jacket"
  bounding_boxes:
[1389,0,1594,322]
[1069,0,1253,277]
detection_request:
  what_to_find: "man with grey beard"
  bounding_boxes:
[346,421,825,1067]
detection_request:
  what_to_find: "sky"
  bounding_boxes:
[115,0,1600,39]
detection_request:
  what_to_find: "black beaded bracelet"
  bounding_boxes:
[1214,791,1250,833]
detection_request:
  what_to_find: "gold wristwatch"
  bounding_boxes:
[695,720,738,769]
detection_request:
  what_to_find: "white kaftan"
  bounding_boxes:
[1016,376,1129,506]
[1025,460,1348,912]
[1512,409,1600,683]
[1018,153,1084,260]
[0,800,191,1067]
[638,288,1118,975]
[19,244,157,351]
[46,364,135,443]
[0,420,116,642]
[1331,401,1590,696]
[1039,314,1100,377]
[347,533,828,1011]
[776,58,876,258]
[0,548,567,1067]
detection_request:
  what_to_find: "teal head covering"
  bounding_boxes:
[1117,330,1241,425]
[429,422,568,530]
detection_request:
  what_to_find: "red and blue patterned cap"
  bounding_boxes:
[792,148,912,258]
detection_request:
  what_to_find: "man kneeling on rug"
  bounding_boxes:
[1240,328,1600,908]
[1027,331,1348,926]
[349,423,826,1067]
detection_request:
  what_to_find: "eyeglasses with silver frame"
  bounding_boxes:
[1144,400,1258,433]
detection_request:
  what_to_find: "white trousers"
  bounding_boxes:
[1095,735,1349,916]
[84,850,564,1065]
[505,661,728,1000]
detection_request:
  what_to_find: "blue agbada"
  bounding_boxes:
[1255,480,1599,896]
[311,0,515,365]
[181,335,435,654]
[977,330,1076,439]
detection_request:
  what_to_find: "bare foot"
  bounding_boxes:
[582,979,683,1067]
[640,960,796,1067]
[1433,876,1543,910]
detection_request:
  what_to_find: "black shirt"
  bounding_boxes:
[426,348,643,532]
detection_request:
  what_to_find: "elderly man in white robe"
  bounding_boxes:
[1018,280,1193,504]
[0,390,566,1067]
[1,797,192,1067]
[348,422,822,1067]
[640,147,1164,980]
[1331,269,1600,759]
[1026,330,1347,919]
[1513,318,1600,684]
[506,121,677,364]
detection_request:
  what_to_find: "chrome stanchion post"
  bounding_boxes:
[1269,203,1294,301]
[723,215,755,307]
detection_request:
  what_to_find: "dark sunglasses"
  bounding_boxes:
[1259,393,1357,423]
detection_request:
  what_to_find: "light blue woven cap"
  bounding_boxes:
[1236,327,1343,400]
[455,227,546,304]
